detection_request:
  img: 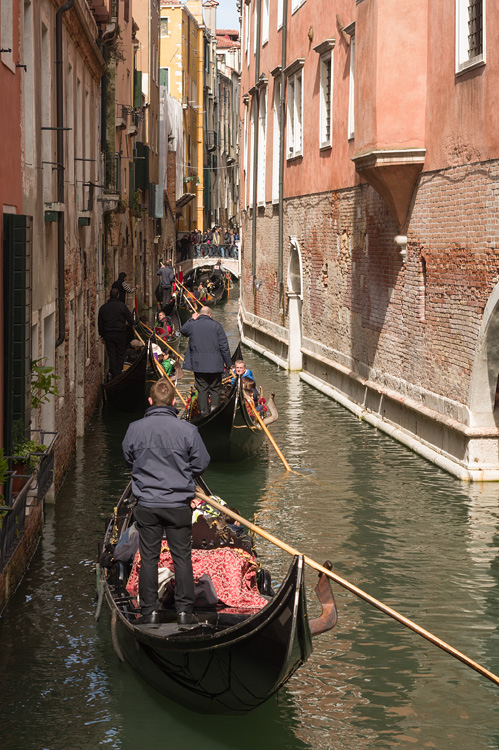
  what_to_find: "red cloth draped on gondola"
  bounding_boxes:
[126,542,268,610]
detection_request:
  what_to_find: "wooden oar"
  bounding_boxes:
[175,278,199,312]
[246,394,292,472]
[138,320,185,362]
[193,488,499,688]
[150,354,187,407]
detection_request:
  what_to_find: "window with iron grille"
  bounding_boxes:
[467,0,482,58]
[456,0,486,75]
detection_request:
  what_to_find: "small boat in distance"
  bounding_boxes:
[97,479,338,714]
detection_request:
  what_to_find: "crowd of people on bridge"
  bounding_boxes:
[178,226,239,261]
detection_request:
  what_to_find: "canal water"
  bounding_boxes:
[1,290,499,749]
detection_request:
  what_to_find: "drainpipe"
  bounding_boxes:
[251,0,261,278]
[55,0,75,347]
[278,0,288,313]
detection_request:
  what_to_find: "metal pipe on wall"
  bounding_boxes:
[278,0,288,311]
[55,0,75,347]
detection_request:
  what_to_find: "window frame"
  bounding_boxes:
[272,78,281,203]
[291,0,306,15]
[286,68,303,160]
[347,31,355,140]
[455,0,486,76]
[319,52,333,149]
[262,0,270,45]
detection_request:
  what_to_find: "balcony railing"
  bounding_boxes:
[104,152,121,195]
[0,475,35,572]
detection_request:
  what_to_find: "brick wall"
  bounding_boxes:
[241,158,499,415]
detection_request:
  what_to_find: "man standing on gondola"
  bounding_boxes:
[122,378,210,628]
[180,306,232,416]
[98,287,134,379]
[157,259,175,308]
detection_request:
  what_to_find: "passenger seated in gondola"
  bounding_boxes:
[242,378,279,426]
[157,352,176,377]
[124,339,144,366]
[193,282,208,302]
[231,359,254,384]
[155,311,172,338]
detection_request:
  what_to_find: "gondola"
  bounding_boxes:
[177,271,226,324]
[97,479,337,714]
[190,375,267,461]
[101,341,149,412]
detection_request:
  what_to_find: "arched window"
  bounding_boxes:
[287,237,303,298]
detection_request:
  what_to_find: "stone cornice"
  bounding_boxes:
[66,1,106,80]
[313,39,335,56]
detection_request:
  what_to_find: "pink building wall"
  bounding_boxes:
[240,0,499,479]
[0,0,23,449]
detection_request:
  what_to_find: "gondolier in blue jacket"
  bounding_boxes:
[180,306,233,416]
[122,378,210,627]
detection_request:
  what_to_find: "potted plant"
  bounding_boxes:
[11,436,47,494]
[31,358,60,410]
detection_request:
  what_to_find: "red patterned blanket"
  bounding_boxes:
[126,543,268,610]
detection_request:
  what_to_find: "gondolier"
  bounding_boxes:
[180,306,232,416]
[98,288,134,379]
[122,378,210,627]
[157,260,175,308]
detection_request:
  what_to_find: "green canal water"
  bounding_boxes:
[1,291,499,749]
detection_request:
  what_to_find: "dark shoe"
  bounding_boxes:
[135,611,160,627]
[177,612,199,626]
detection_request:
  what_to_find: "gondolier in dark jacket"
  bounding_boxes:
[111,272,137,304]
[157,260,175,308]
[122,378,210,627]
[98,288,134,379]
[180,306,232,416]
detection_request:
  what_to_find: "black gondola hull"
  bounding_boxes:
[105,555,312,714]
[101,344,148,412]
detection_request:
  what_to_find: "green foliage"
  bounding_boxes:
[31,358,60,410]
[0,447,9,506]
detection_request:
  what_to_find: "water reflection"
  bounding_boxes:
[1,291,499,749]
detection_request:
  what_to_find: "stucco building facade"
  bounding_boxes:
[239,0,499,480]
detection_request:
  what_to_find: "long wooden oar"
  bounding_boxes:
[140,320,185,362]
[175,278,199,313]
[246,395,292,472]
[194,488,499,688]
[151,355,187,407]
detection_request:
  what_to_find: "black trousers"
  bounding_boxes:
[161,286,172,307]
[104,330,127,378]
[133,504,194,616]
[194,371,222,415]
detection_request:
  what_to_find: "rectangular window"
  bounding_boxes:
[277,0,283,30]
[456,0,486,74]
[160,67,169,91]
[1,0,14,70]
[262,0,270,45]
[160,17,169,36]
[319,53,333,148]
[245,4,250,65]
[287,70,303,158]
[257,89,267,205]
[254,2,257,54]
[272,80,281,203]
[348,34,355,140]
